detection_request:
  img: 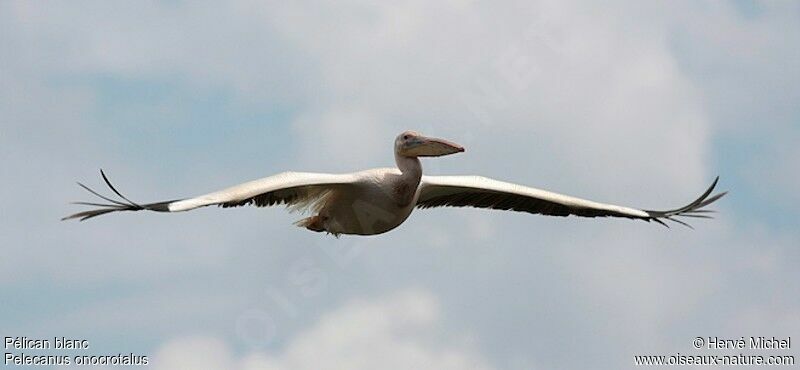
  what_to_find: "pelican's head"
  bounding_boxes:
[395,130,464,158]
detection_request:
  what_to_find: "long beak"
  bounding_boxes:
[407,135,465,157]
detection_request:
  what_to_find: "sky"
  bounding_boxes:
[1,0,798,369]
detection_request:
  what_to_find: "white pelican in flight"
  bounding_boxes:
[63,131,726,235]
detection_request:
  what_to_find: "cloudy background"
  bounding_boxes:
[1,0,798,369]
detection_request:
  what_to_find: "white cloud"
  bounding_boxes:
[151,289,495,370]
[256,0,713,204]
[2,0,715,196]
[291,106,393,172]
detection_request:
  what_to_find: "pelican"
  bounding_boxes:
[63,131,726,235]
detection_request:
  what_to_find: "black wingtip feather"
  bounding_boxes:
[645,176,727,229]
[63,170,177,221]
[100,169,144,209]
[665,216,694,229]
[651,218,670,228]
[676,214,714,219]
[76,181,127,206]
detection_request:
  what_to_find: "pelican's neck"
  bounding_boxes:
[393,153,422,206]
[395,153,422,179]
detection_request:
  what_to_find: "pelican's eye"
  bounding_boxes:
[403,134,410,141]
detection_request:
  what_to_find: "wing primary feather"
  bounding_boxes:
[651,218,670,228]
[676,214,713,219]
[697,192,728,208]
[76,182,129,206]
[654,176,719,215]
[63,170,179,221]
[71,201,126,207]
[79,209,121,221]
[682,209,716,214]
[665,216,694,229]
[643,177,727,227]
[101,169,144,209]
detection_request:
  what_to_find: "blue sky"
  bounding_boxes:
[1,1,798,369]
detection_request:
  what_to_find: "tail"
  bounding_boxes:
[293,215,341,237]
[62,170,180,221]
[293,215,327,232]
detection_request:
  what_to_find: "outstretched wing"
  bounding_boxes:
[62,170,360,221]
[416,175,726,228]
